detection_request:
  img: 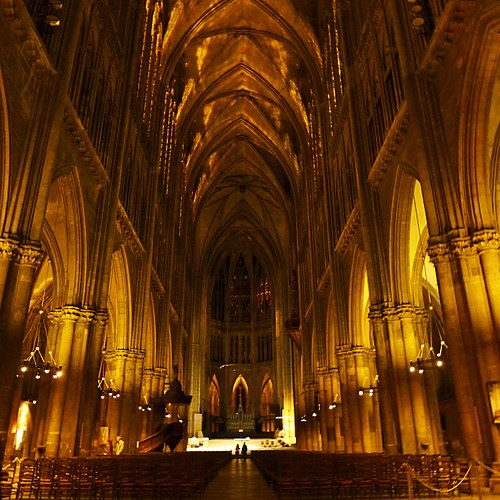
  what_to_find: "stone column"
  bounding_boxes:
[105,349,144,453]
[473,231,500,334]
[338,347,382,453]
[399,305,437,453]
[139,369,153,440]
[369,308,400,453]
[429,235,500,462]
[44,306,81,456]
[59,308,94,457]
[78,310,108,457]
[0,240,43,461]
[318,368,340,452]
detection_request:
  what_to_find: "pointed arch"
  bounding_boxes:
[231,374,249,413]
[45,170,87,305]
[349,248,371,347]
[408,181,439,308]
[260,373,274,432]
[107,246,133,351]
[458,6,500,228]
[0,65,9,224]
[143,293,157,369]
[208,374,221,433]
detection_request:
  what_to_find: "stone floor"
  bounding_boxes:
[202,456,498,500]
[203,457,278,499]
[193,439,500,499]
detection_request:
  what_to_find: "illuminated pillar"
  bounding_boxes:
[429,234,500,463]
[369,308,400,454]
[44,307,80,456]
[0,240,43,461]
[139,369,153,440]
[399,306,439,453]
[78,310,108,457]
[59,309,93,457]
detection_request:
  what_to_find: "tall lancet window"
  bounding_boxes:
[229,254,250,323]
[256,276,272,318]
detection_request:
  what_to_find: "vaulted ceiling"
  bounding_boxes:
[159,0,324,274]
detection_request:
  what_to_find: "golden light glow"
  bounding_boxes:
[14,401,32,451]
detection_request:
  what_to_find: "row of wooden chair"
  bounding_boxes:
[251,452,472,498]
[13,451,232,499]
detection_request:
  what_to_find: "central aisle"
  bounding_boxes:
[203,458,278,499]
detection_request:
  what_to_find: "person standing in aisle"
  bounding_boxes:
[115,436,124,455]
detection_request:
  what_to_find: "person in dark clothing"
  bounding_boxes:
[241,442,248,459]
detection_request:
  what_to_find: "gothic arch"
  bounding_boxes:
[408,181,439,309]
[47,171,87,305]
[142,293,157,370]
[0,65,9,224]
[349,248,371,347]
[325,291,339,367]
[390,171,416,304]
[459,6,500,228]
[107,246,132,351]
[231,374,249,414]
[209,375,221,410]
[260,374,274,432]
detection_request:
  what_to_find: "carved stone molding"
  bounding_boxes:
[49,305,95,323]
[450,236,476,258]
[429,229,500,264]
[368,107,410,190]
[142,368,155,380]
[472,230,500,253]
[421,0,480,78]
[369,303,426,324]
[335,205,361,255]
[317,366,339,377]
[63,106,109,189]
[0,237,20,260]
[16,242,44,267]
[336,345,375,360]
[108,348,146,362]
[0,238,45,267]
[116,207,146,258]
[427,241,453,264]
[93,310,109,328]
[1,0,55,78]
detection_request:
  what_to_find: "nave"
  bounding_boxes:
[3,446,499,500]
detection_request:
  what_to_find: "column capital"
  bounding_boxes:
[427,229,500,263]
[336,346,375,360]
[142,368,155,380]
[48,305,95,323]
[107,348,146,362]
[472,229,500,253]
[0,237,19,260]
[0,237,44,267]
[92,310,109,328]
[369,303,425,322]
[317,366,339,377]
[427,230,473,262]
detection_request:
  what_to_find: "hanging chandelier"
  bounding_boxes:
[97,349,120,399]
[18,308,63,381]
[409,336,447,374]
[358,375,379,397]
[408,192,448,375]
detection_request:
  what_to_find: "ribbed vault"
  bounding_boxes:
[159,0,322,270]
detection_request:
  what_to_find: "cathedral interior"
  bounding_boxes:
[0,0,500,490]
